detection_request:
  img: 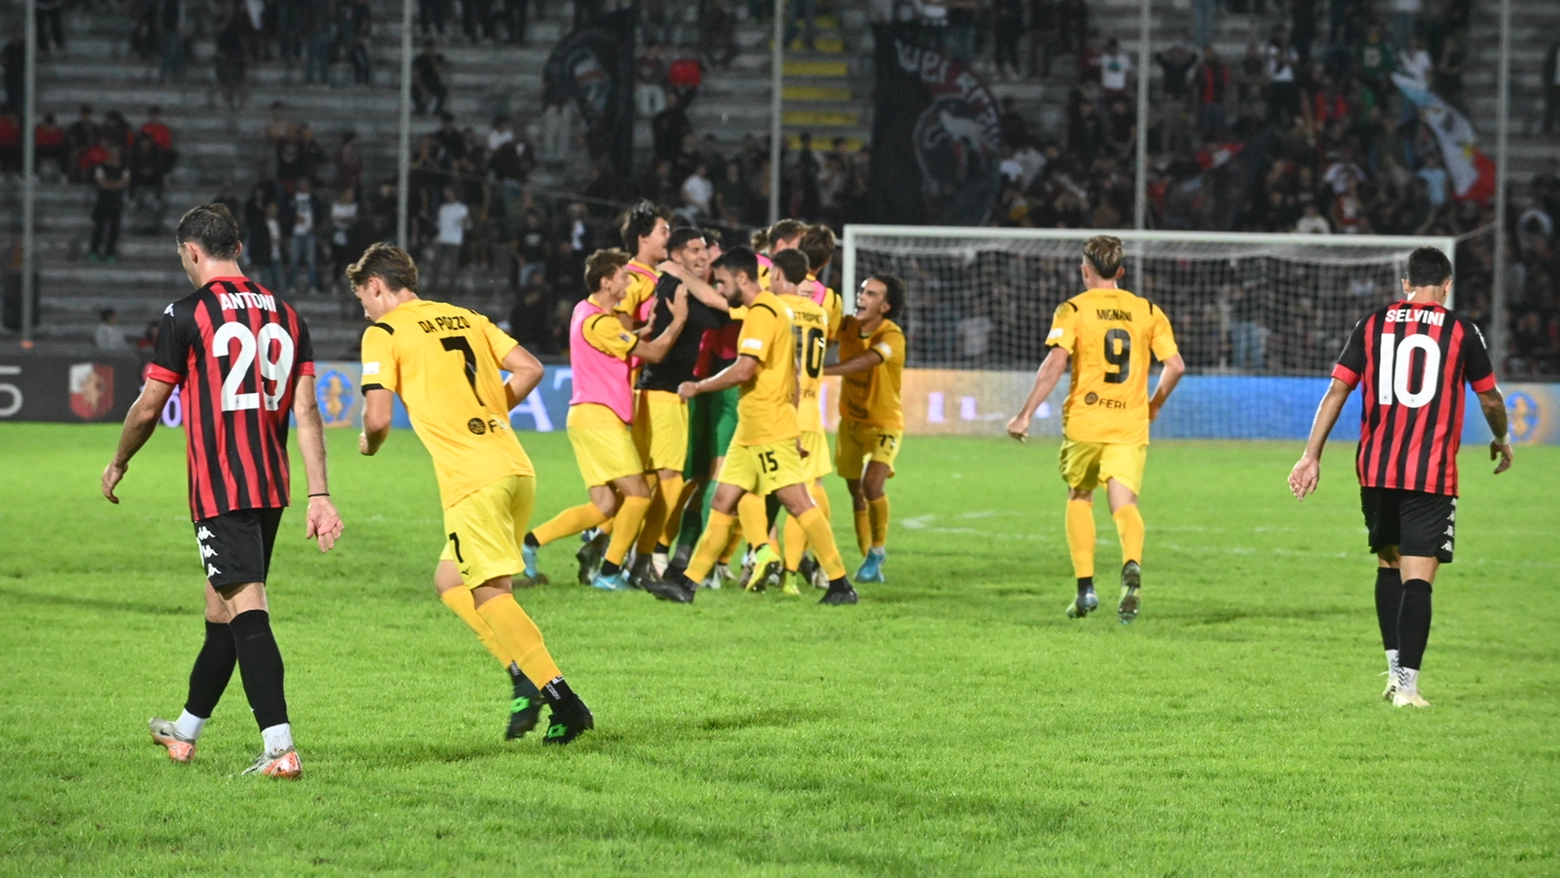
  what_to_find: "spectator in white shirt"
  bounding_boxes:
[1417,153,1449,207]
[1295,203,1332,234]
[679,163,714,218]
[1397,35,1432,84]
[1095,39,1133,94]
[94,308,128,350]
[487,114,515,153]
[428,186,470,294]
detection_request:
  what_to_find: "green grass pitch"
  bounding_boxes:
[1,422,1557,875]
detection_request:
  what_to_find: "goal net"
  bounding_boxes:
[833,227,1459,439]
[839,228,1457,375]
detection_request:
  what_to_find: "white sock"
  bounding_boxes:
[261,722,294,755]
[174,709,207,741]
[1385,649,1400,678]
[1397,667,1420,694]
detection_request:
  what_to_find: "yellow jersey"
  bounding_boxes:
[779,292,829,433]
[837,315,906,429]
[615,259,661,321]
[360,299,534,508]
[805,274,845,341]
[732,290,799,446]
[1046,287,1179,446]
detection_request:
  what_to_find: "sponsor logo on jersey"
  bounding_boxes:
[468,418,487,435]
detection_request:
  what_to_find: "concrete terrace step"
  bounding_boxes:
[783,59,850,78]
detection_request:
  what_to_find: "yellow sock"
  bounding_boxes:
[867,496,890,549]
[605,495,651,566]
[797,507,846,580]
[475,593,562,687]
[686,511,735,583]
[782,513,805,572]
[853,507,870,556]
[1113,503,1145,567]
[737,493,772,556]
[532,503,609,547]
[719,522,742,564]
[598,516,615,536]
[637,474,682,555]
[1066,499,1096,579]
[439,587,512,666]
[661,477,698,547]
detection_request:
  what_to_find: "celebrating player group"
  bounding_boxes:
[101,204,1514,778]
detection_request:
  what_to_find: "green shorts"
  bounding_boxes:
[685,385,740,480]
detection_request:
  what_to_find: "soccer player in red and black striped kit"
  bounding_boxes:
[1289,247,1514,708]
[101,204,344,776]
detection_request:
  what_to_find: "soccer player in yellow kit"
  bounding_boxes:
[646,246,860,606]
[825,274,907,584]
[771,248,834,593]
[1007,235,1186,624]
[351,244,594,745]
[523,249,689,590]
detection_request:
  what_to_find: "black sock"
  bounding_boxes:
[1077,576,1095,595]
[829,575,850,591]
[541,675,575,705]
[229,609,289,730]
[184,620,237,719]
[599,560,621,577]
[1374,567,1403,651]
[523,532,540,548]
[654,542,669,554]
[1397,579,1433,671]
[509,662,538,701]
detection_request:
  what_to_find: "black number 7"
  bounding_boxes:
[440,336,484,404]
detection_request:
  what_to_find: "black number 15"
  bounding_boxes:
[1102,328,1131,384]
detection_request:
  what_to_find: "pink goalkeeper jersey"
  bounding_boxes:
[568,297,635,423]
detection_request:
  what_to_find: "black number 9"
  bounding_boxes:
[1103,328,1131,384]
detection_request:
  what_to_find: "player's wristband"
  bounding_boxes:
[1494,434,1510,447]
[309,492,330,498]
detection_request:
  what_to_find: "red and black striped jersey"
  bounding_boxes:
[147,277,315,520]
[1332,299,1495,496]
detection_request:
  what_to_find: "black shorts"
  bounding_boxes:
[1360,487,1456,563]
[194,508,285,590]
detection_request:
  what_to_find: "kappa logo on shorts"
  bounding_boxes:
[201,544,219,559]
[206,564,221,577]
[468,418,487,435]
[196,526,214,540]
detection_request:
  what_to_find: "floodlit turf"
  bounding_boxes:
[1,422,1557,875]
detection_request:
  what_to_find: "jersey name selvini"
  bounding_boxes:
[1331,300,1496,496]
[360,299,534,508]
[1045,288,1179,446]
[780,293,829,433]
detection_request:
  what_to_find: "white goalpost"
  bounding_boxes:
[839,227,1457,376]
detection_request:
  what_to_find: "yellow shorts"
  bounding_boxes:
[799,429,831,482]
[835,419,902,480]
[632,389,688,473]
[1058,438,1147,495]
[567,422,641,488]
[439,474,536,586]
[717,439,807,496]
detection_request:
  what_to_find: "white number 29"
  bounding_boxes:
[213,322,296,412]
[1377,334,1441,409]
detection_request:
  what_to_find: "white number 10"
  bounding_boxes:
[1377,334,1441,409]
[214,322,296,412]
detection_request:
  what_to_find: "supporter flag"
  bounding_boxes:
[1392,73,1496,202]
[543,9,636,180]
[867,24,1003,226]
